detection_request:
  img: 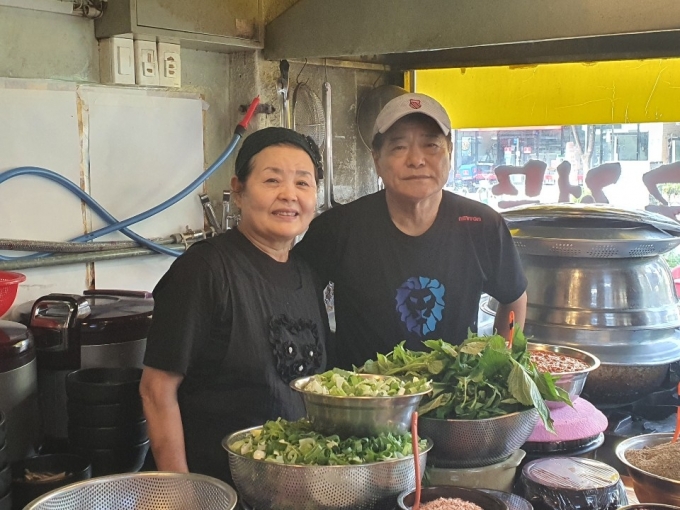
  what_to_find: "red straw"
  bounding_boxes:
[507,311,515,349]
[673,382,680,443]
[411,411,421,510]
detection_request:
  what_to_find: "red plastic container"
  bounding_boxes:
[0,271,25,317]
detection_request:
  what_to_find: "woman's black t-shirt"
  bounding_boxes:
[143,227,328,482]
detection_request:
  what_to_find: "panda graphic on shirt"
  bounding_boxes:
[395,276,446,337]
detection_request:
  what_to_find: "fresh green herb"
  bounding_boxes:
[300,368,430,397]
[228,418,428,465]
[359,329,571,433]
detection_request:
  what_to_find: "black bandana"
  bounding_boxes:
[235,127,323,182]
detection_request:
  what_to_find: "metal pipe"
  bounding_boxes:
[0,243,194,271]
[0,230,211,254]
[323,81,333,210]
[0,236,176,253]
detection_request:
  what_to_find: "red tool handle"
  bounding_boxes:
[507,310,515,349]
[237,96,260,131]
[411,411,421,510]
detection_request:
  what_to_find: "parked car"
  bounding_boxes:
[456,163,497,190]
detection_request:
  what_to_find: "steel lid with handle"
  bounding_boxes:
[17,290,153,370]
[502,203,680,258]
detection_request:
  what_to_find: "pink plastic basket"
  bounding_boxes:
[0,271,26,317]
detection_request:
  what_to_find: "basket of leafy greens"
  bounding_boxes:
[290,369,431,438]
[359,328,571,467]
[224,418,432,510]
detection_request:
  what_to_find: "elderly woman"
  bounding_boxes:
[140,128,329,483]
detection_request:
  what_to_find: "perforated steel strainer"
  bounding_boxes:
[225,427,432,510]
[23,472,238,510]
[293,82,325,149]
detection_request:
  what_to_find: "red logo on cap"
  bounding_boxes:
[409,99,422,109]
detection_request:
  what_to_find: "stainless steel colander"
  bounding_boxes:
[420,408,539,468]
[224,427,432,510]
[23,472,238,510]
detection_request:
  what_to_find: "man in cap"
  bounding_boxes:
[294,93,527,369]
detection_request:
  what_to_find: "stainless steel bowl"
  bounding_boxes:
[615,432,680,506]
[398,486,509,510]
[419,409,539,468]
[23,472,238,510]
[528,342,600,409]
[224,426,432,510]
[290,374,431,437]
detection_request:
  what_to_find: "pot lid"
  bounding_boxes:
[0,320,33,368]
[17,291,152,326]
[502,204,680,258]
[503,204,680,235]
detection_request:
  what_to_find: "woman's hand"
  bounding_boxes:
[140,366,188,473]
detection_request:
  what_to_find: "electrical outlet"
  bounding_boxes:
[157,42,181,88]
[134,40,159,86]
[99,37,135,85]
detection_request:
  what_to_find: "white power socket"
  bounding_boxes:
[134,40,159,86]
[157,42,181,88]
[100,37,135,85]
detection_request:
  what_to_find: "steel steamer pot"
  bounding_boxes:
[16,290,153,442]
[495,204,680,403]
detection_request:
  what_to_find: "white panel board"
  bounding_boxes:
[80,86,204,291]
[0,80,86,318]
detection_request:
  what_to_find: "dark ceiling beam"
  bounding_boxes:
[265,0,680,68]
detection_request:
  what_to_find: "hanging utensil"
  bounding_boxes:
[199,194,221,233]
[276,60,291,129]
[411,411,421,510]
[322,80,334,210]
[292,82,325,149]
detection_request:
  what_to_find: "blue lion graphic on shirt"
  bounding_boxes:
[395,277,446,337]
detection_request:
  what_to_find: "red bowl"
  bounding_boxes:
[0,271,25,317]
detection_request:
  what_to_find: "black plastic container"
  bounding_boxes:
[65,368,142,405]
[67,399,144,428]
[0,463,9,500]
[398,486,508,510]
[72,439,149,477]
[0,443,6,470]
[10,454,91,509]
[68,419,147,450]
[0,490,10,510]
[0,412,6,446]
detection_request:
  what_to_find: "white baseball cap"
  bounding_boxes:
[371,93,451,142]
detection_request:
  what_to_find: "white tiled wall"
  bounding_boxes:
[0,80,205,319]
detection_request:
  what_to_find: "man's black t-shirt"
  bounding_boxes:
[294,190,526,369]
[143,228,328,482]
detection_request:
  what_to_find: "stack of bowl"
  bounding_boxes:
[224,373,434,510]
[0,412,10,510]
[66,368,149,476]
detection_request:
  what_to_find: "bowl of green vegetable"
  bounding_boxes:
[359,331,571,468]
[291,369,432,438]
[224,418,432,510]
[419,408,539,468]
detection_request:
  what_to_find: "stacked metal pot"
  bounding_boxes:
[499,204,680,403]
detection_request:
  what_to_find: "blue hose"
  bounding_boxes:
[0,132,241,260]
